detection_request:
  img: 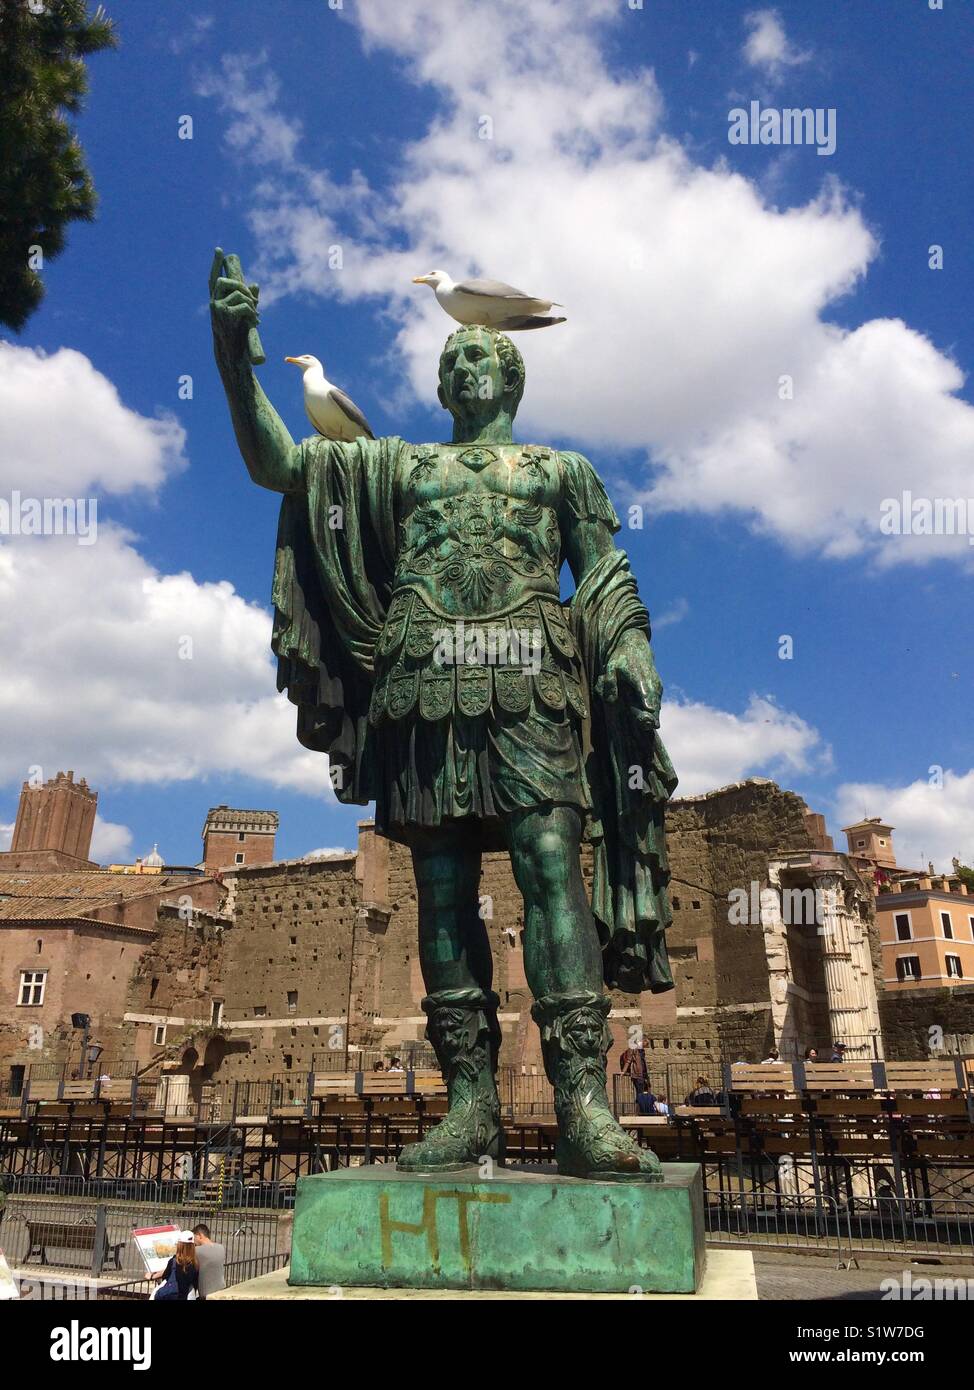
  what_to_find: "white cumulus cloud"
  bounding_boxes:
[661,694,825,798]
[0,342,334,801]
[0,343,186,498]
[0,530,330,795]
[742,9,811,79]
[89,817,134,864]
[835,772,974,876]
[196,0,974,569]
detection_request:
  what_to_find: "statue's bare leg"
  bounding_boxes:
[506,804,662,1181]
[504,804,602,996]
[396,825,503,1171]
[412,825,492,996]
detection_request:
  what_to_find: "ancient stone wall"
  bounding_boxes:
[120,906,232,1070]
[664,780,825,1061]
[215,855,361,1079]
[12,779,887,1093]
[879,984,974,1059]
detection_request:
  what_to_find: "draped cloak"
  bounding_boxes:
[271,435,678,994]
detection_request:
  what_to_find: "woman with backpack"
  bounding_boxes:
[151,1231,199,1301]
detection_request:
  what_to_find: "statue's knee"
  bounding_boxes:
[522,838,570,898]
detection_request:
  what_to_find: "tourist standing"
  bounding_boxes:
[619,1041,650,1098]
[192,1224,226,1299]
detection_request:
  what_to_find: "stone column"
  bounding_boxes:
[761,877,795,1056]
[347,904,392,1055]
[816,871,880,1056]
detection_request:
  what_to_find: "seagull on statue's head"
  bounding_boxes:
[412,270,566,331]
[284,355,375,441]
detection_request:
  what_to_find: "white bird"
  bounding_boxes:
[411,270,566,331]
[284,355,375,441]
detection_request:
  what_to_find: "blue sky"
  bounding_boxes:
[1,0,972,871]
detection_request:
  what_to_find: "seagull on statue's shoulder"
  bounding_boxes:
[284,355,375,441]
[411,270,566,331]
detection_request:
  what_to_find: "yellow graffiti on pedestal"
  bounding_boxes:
[379,1186,511,1271]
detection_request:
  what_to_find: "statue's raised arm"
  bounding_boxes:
[208,248,302,494]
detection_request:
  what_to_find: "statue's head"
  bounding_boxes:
[437,325,525,428]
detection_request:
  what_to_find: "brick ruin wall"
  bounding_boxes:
[879,985,974,1059]
[116,779,848,1088]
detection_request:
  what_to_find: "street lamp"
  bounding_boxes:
[86,1043,103,1080]
[70,1012,90,1080]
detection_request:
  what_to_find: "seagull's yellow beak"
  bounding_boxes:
[284,356,301,365]
[412,276,429,285]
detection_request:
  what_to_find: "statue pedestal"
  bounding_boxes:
[289,1162,706,1295]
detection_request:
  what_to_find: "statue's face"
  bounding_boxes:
[439,328,506,421]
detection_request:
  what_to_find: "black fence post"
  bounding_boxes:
[92,1203,107,1276]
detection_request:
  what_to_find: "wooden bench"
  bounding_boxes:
[24,1081,62,1101]
[727,1064,796,1093]
[25,1220,125,1270]
[409,1072,448,1096]
[801,1063,879,1092]
[312,1075,358,1099]
[883,1060,972,1094]
[63,1081,102,1100]
[358,1075,409,1096]
[503,1120,557,1162]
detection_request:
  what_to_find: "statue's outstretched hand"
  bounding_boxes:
[209,249,262,363]
[596,629,662,736]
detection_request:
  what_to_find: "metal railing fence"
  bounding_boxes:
[0,1193,290,1285]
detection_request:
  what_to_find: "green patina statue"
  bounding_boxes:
[210,252,678,1181]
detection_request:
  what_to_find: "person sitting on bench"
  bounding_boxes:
[684,1076,716,1106]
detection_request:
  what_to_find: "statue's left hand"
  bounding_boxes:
[597,629,662,734]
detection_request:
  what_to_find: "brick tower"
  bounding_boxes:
[202,805,279,871]
[1,771,98,871]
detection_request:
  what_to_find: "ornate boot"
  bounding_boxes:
[396,987,504,1172]
[532,992,662,1181]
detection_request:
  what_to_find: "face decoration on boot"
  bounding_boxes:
[533,992,662,1182]
[564,1008,606,1061]
[396,988,503,1173]
[429,1006,482,1083]
[544,1001,611,1088]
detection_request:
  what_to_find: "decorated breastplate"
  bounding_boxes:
[393,445,563,616]
[368,444,587,727]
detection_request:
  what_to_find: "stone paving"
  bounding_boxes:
[753,1251,974,1300]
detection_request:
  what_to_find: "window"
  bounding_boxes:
[941,911,954,939]
[211,999,224,1028]
[18,970,46,1006]
[857,839,866,849]
[238,832,246,842]
[36,938,42,954]
[879,839,887,847]
[153,1024,167,1046]
[969,915,974,939]
[896,956,921,982]
[254,1005,267,1018]
[894,913,912,942]
[946,955,963,979]
[287,990,298,1014]
[235,852,245,864]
